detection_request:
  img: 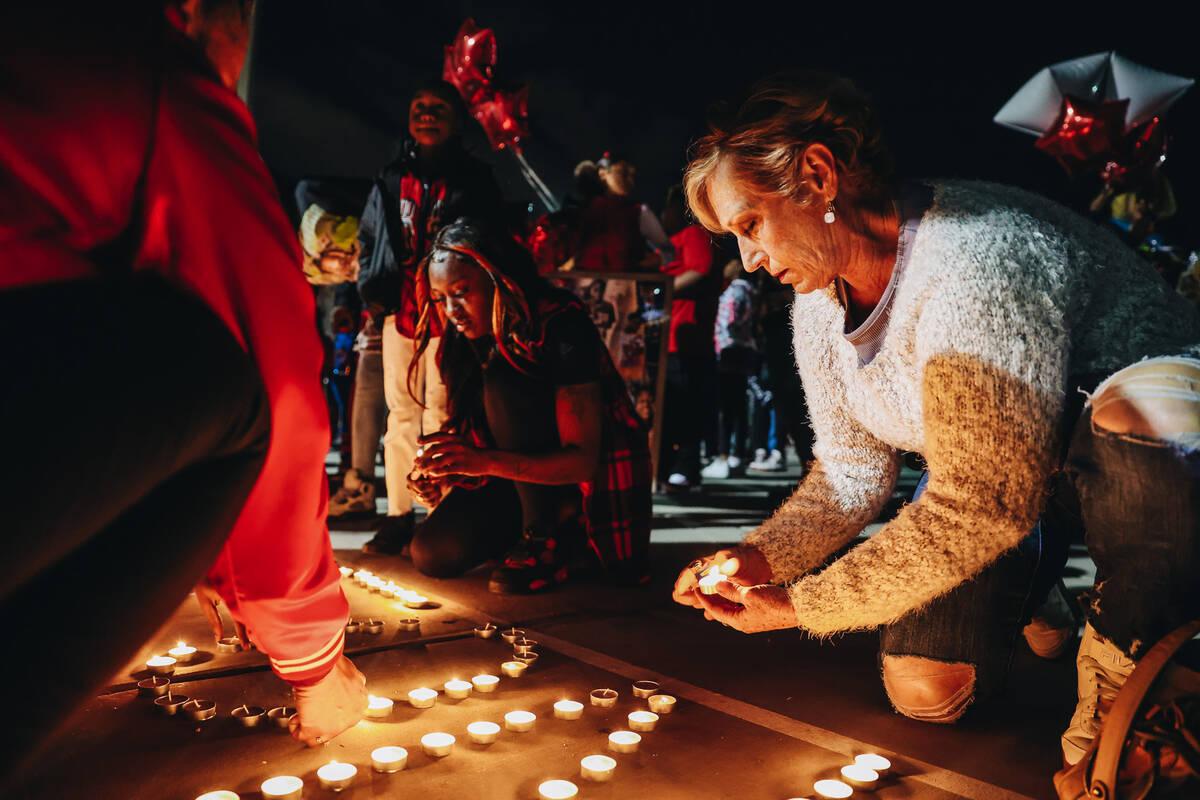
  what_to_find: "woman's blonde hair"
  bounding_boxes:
[684,70,893,232]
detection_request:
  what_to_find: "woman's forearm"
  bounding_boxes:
[484,446,597,485]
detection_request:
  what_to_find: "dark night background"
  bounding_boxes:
[247,0,1199,250]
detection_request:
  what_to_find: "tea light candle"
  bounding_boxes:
[217,636,242,653]
[697,571,727,595]
[500,660,527,678]
[363,619,384,635]
[608,730,641,754]
[338,566,353,577]
[194,792,239,800]
[648,694,677,714]
[408,688,437,709]
[813,779,854,799]
[232,704,265,727]
[137,677,170,697]
[474,623,497,639]
[260,776,303,800]
[420,732,455,757]
[399,617,420,631]
[154,693,189,716]
[344,620,361,635]
[500,628,526,644]
[145,655,177,676]
[504,710,536,732]
[466,720,500,744]
[631,680,660,698]
[514,652,539,667]
[579,754,616,782]
[168,641,197,663]
[403,595,429,609]
[182,699,216,722]
[371,745,408,772]
[471,674,499,693]
[362,694,393,719]
[840,763,879,790]
[267,706,297,728]
[553,700,584,720]
[855,753,892,776]
[538,780,579,800]
[443,679,472,700]
[316,761,356,791]
[512,638,538,655]
[590,688,618,708]
[627,710,659,732]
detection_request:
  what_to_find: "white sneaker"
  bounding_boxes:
[667,473,691,488]
[747,448,768,470]
[727,455,743,470]
[700,458,730,480]
[1061,623,1136,765]
[748,449,784,471]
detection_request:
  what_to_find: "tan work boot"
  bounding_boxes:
[1061,623,1136,765]
[328,469,376,518]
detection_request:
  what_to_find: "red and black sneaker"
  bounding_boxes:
[488,528,570,595]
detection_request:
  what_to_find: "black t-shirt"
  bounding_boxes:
[534,301,603,387]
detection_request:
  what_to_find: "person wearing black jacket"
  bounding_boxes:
[356,80,503,554]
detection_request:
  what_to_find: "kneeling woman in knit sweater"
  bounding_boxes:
[406,220,652,594]
[672,71,1200,765]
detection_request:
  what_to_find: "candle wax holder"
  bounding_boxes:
[504,710,536,732]
[590,688,619,707]
[466,720,500,744]
[217,636,242,653]
[316,761,357,791]
[443,680,472,700]
[267,706,297,728]
[399,617,420,631]
[553,700,584,720]
[182,699,216,722]
[420,732,455,757]
[363,620,384,635]
[608,730,641,754]
[344,620,361,635]
[855,752,892,776]
[471,674,499,693]
[840,764,880,790]
[473,623,497,639]
[514,652,539,667]
[145,656,177,676]
[371,745,408,773]
[812,779,853,799]
[168,643,197,663]
[232,704,265,727]
[579,754,616,782]
[512,638,538,655]
[260,775,303,800]
[365,695,394,719]
[154,693,189,715]
[631,680,660,698]
[538,779,579,800]
[338,566,353,577]
[627,710,659,732]
[194,791,240,800]
[402,596,429,609]
[137,677,170,698]
[500,661,527,678]
[500,628,526,645]
[408,688,437,709]
[648,694,677,714]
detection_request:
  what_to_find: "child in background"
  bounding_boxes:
[701,262,759,480]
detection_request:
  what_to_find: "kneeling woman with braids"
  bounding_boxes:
[406,219,652,594]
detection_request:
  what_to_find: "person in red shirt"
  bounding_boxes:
[0,1,364,780]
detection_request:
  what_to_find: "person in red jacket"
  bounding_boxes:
[0,0,364,780]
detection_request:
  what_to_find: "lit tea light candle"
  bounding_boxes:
[500,660,527,678]
[232,704,265,727]
[194,791,239,800]
[403,594,429,609]
[474,623,497,639]
[466,720,501,745]
[371,745,408,773]
[338,566,353,577]
[217,636,242,653]
[514,652,539,668]
[840,763,879,790]
[145,655,177,676]
[538,779,579,800]
[500,628,526,644]
[344,620,361,635]
[316,760,357,791]
[182,699,216,722]
[383,582,402,598]
[607,730,641,754]
[260,775,303,800]
[137,677,170,698]
[154,693,189,716]
[512,638,538,655]
[813,779,854,799]
[399,617,420,631]
[408,688,437,709]
[579,754,616,782]
[420,732,455,757]
[631,680,660,698]
[363,619,384,635]
[443,679,472,700]
[471,674,499,693]
[553,700,584,720]
[366,576,384,592]
[168,641,197,663]
[365,694,394,718]
[627,710,659,732]
[267,706,297,728]
[648,694,677,714]
[697,571,728,596]
[854,753,892,776]
[504,710,536,732]
[590,688,618,708]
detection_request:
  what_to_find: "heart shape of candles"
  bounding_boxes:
[371,745,408,773]
[260,776,303,800]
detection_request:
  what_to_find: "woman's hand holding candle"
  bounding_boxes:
[288,656,368,746]
[695,580,798,633]
[193,579,251,648]
[671,546,772,609]
[414,433,492,478]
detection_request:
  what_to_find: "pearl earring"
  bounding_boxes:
[824,200,836,224]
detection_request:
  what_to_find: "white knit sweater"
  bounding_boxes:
[745,180,1200,635]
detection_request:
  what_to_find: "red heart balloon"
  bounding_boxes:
[1035,95,1129,180]
[441,19,496,105]
[471,86,530,151]
[1102,116,1168,190]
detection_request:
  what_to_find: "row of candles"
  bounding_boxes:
[344,566,430,608]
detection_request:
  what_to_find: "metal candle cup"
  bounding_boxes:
[344,620,361,635]
[473,623,497,639]
[194,792,240,800]
[232,704,265,727]
[168,642,197,663]
[371,745,408,772]
[538,779,579,800]
[402,595,429,609]
[579,754,616,782]
[471,674,499,693]
[812,779,853,799]
[631,680,660,699]
[627,710,659,732]
[553,700,584,720]
[647,694,676,714]
[500,660,527,678]
[145,655,177,676]
[365,694,394,718]
[590,688,619,707]
[267,706,297,728]
[512,638,538,656]
[137,677,170,698]
[500,628,526,644]
[363,619,384,635]
[316,761,357,792]
[697,571,727,595]
[217,636,242,653]
[504,710,536,732]
[399,617,420,631]
[182,699,217,722]
[420,732,455,757]
[514,652,539,668]
[466,720,500,744]
[260,776,303,800]
[154,693,189,715]
[407,688,437,709]
[608,730,641,754]
[840,764,880,790]
[855,753,892,776]
[338,566,353,577]
[443,679,472,700]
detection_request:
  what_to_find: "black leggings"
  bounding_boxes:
[0,275,270,782]
[411,356,582,578]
